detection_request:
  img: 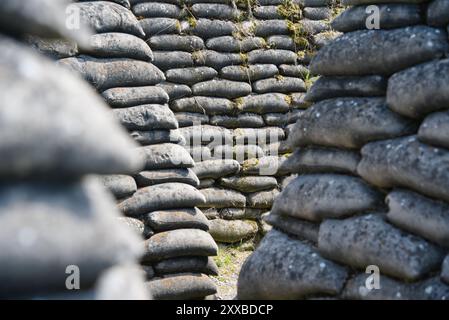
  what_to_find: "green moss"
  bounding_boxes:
[284,94,293,105]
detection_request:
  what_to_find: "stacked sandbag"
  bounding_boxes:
[129,0,339,245]
[0,0,149,299]
[238,0,449,299]
[53,0,218,300]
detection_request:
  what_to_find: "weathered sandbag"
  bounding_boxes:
[313,31,341,49]
[193,159,240,179]
[191,3,239,20]
[205,36,265,53]
[210,113,264,128]
[199,179,215,189]
[247,189,280,209]
[117,216,146,238]
[212,144,265,161]
[154,257,218,276]
[0,36,141,178]
[119,183,206,216]
[145,273,217,300]
[152,51,194,71]
[178,125,233,145]
[171,96,236,115]
[290,92,311,108]
[166,66,216,85]
[442,255,449,285]
[240,93,291,114]
[209,219,258,243]
[74,1,145,37]
[101,175,137,199]
[58,56,165,91]
[157,81,192,100]
[219,176,278,192]
[264,110,298,127]
[303,7,332,20]
[185,146,213,162]
[342,274,449,300]
[0,178,142,297]
[143,229,218,261]
[26,37,79,60]
[266,35,297,51]
[418,110,449,149]
[319,214,445,281]
[220,64,278,82]
[130,129,184,146]
[113,104,177,130]
[387,59,449,119]
[142,208,209,232]
[358,136,449,202]
[237,229,348,300]
[132,2,181,18]
[287,97,417,149]
[199,188,246,208]
[80,0,131,9]
[192,80,252,99]
[271,174,382,222]
[248,49,297,65]
[241,156,286,176]
[218,207,262,220]
[279,64,309,78]
[386,190,449,247]
[188,19,235,38]
[135,168,199,187]
[332,4,422,32]
[84,32,153,61]
[176,112,210,127]
[137,143,195,170]
[139,18,180,36]
[253,5,283,19]
[300,19,329,35]
[305,76,387,102]
[427,0,449,26]
[254,19,289,37]
[310,26,448,76]
[253,77,306,94]
[279,148,361,175]
[264,213,319,243]
[102,86,169,108]
[149,35,204,51]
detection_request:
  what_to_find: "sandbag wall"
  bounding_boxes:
[238,0,449,299]
[48,0,219,300]
[128,0,339,244]
[0,0,149,299]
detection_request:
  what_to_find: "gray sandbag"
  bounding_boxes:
[132,2,181,18]
[418,110,449,149]
[248,49,297,65]
[113,104,177,130]
[212,144,265,162]
[427,0,449,26]
[210,113,264,128]
[58,56,165,91]
[305,75,387,102]
[199,188,247,208]
[102,86,169,108]
[152,51,194,71]
[279,148,361,175]
[145,273,217,300]
[171,96,236,115]
[119,183,206,216]
[254,19,289,37]
[101,175,137,199]
[287,97,417,149]
[0,178,142,297]
[319,214,445,281]
[218,207,262,220]
[130,129,184,146]
[83,33,153,61]
[303,7,332,20]
[264,213,319,243]
[358,136,449,202]
[332,4,422,32]
[134,168,199,187]
[220,64,278,82]
[342,274,449,300]
[240,93,291,114]
[247,189,280,209]
[253,77,306,94]
[188,19,235,38]
[387,189,449,247]
[166,66,217,85]
[219,176,278,193]
[191,3,239,20]
[234,127,285,143]
[139,18,180,36]
[205,36,266,53]
[0,36,141,178]
[387,58,449,119]
[237,229,348,300]
[185,146,213,162]
[271,174,383,222]
[442,255,449,284]
[209,219,258,243]
[253,5,283,19]
[176,112,210,127]
[178,125,233,145]
[310,26,448,76]
[142,229,218,262]
[192,50,243,69]
[241,156,286,176]
[80,0,131,9]
[199,179,215,189]
[117,216,146,238]
[26,37,78,60]
[290,92,311,108]
[279,64,309,78]
[193,159,240,179]
[157,81,191,100]
[154,257,218,276]
[192,80,252,99]
[149,35,204,51]
[300,19,329,35]
[142,208,209,232]
[313,31,341,49]
[266,35,296,51]
[137,143,195,170]
[74,1,145,37]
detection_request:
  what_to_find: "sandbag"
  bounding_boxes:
[206,36,265,53]
[247,189,280,209]
[137,143,195,170]
[193,50,243,70]
[192,80,252,99]
[139,18,180,36]
[264,213,319,243]
[153,257,218,276]
[240,93,291,114]
[209,219,258,243]
[100,175,137,199]
[157,82,191,100]
[199,188,247,208]
[152,51,194,71]
[166,67,217,85]
[192,160,240,179]
[142,208,209,232]
[219,176,278,193]
[248,49,297,65]
[130,129,184,146]
[133,2,181,18]
[418,110,449,149]
[210,114,265,129]
[135,168,199,187]
[103,86,168,108]
[113,105,177,130]
[220,64,279,82]
[253,77,306,94]
[427,0,449,26]
[171,96,236,115]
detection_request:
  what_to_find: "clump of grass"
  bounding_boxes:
[277,0,302,21]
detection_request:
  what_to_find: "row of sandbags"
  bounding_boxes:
[0,0,149,299]
[238,0,449,300]
[32,0,219,300]
[126,0,340,244]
